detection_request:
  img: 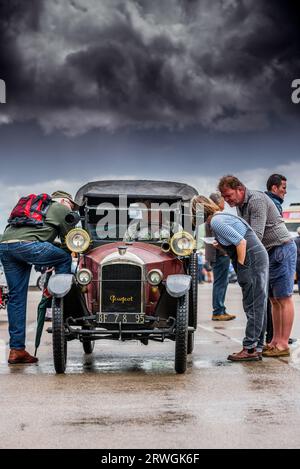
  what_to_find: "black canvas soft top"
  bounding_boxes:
[75,180,198,206]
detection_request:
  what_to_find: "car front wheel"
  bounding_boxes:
[175,293,189,374]
[189,252,198,330]
[52,297,67,374]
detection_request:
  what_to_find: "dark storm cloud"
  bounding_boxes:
[0,0,300,134]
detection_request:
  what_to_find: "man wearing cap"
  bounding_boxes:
[0,191,76,364]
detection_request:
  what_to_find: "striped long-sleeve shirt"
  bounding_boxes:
[210,213,247,246]
[237,189,291,251]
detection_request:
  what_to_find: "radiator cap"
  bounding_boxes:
[118,246,128,256]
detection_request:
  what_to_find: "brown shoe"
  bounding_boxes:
[262,347,290,358]
[212,313,236,321]
[227,348,261,362]
[8,349,39,365]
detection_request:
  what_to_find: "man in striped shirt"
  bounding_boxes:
[218,175,296,357]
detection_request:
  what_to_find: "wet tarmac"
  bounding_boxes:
[1,285,300,448]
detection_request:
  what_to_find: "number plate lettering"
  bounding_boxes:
[97,313,145,324]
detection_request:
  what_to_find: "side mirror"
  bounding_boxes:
[65,211,81,226]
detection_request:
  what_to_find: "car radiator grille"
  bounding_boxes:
[101,264,142,313]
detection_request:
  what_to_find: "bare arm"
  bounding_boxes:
[236,239,247,265]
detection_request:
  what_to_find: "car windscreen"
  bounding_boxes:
[85,202,189,242]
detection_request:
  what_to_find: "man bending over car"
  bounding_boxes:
[0,191,76,364]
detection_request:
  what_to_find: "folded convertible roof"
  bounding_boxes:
[75,180,198,206]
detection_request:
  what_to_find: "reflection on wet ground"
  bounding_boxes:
[67,411,194,428]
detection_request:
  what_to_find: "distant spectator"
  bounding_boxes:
[203,258,213,283]
[198,250,205,283]
[265,174,287,216]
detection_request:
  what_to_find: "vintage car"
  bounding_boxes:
[48,180,199,374]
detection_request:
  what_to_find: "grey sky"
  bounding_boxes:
[1,1,300,134]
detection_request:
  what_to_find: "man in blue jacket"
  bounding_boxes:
[264,174,287,343]
[265,174,287,216]
[265,174,296,346]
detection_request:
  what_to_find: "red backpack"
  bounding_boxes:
[8,193,52,227]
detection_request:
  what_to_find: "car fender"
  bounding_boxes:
[166,274,191,298]
[48,274,74,298]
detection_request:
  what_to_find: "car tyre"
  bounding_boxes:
[175,293,189,374]
[189,252,198,330]
[52,297,67,374]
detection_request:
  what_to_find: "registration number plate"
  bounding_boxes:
[97,313,145,324]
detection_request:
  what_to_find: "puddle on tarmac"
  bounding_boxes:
[0,356,187,375]
[193,359,231,369]
[244,406,279,425]
[81,355,177,374]
[66,411,194,428]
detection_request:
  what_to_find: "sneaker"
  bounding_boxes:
[227,348,261,362]
[212,313,236,321]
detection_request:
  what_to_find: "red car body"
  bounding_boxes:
[83,242,184,316]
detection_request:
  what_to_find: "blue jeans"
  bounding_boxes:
[198,263,204,282]
[211,254,230,315]
[0,242,72,349]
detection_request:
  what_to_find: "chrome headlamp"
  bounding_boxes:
[147,269,163,286]
[170,231,195,256]
[76,268,93,286]
[65,228,91,253]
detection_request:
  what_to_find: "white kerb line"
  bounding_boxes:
[198,324,243,345]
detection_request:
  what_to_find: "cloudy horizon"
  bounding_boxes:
[1,154,300,232]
